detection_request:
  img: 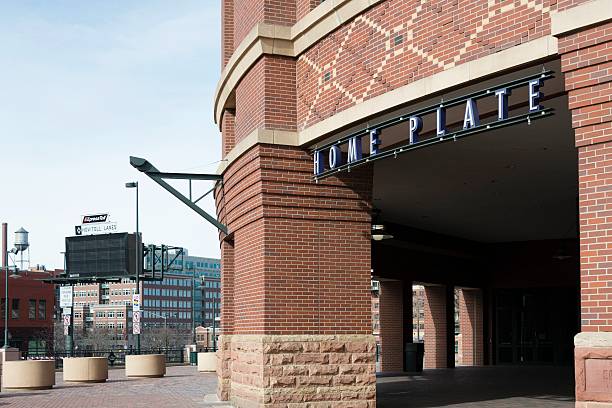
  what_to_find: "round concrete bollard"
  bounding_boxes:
[197,352,217,372]
[63,357,108,383]
[125,354,166,378]
[2,360,56,390]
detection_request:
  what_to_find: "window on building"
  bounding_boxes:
[11,299,19,319]
[38,300,46,320]
[28,299,36,319]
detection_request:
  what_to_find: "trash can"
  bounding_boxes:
[190,351,198,366]
[404,342,424,373]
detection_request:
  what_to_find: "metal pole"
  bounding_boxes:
[212,296,216,351]
[135,183,141,354]
[191,269,195,345]
[2,223,8,348]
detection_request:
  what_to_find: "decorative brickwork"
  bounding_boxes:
[379,280,403,372]
[225,335,376,408]
[458,289,484,366]
[296,0,592,131]
[558,20,612,332]
[423,286,447,369]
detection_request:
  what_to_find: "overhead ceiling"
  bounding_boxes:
[372,93,578,243]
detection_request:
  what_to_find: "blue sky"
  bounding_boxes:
[0,1,223,268]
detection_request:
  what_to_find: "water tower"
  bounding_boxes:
[14,228,29,271]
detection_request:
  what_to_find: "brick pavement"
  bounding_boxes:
[0,364,575,407]
[0,365,226,408]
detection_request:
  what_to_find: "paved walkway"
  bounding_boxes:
[377,366,575,408]
[0,365,575,407]
[0,365,224,408]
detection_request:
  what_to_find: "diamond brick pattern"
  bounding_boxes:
[296,0,582,131]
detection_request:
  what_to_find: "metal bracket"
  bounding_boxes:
[130,156,229,235]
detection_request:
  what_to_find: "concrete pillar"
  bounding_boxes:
[423,286,448,369]
[379,280,403,372]
[554,9,612,406]
[458,289,484,366]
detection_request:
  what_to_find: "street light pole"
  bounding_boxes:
[191,269,196,345]
[126,182,140,354]
[2,223,8,348]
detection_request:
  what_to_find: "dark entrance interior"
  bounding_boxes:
[341,61,582,404]
[495,288,577,365]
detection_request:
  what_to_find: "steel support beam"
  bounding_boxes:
[130,156,228,235]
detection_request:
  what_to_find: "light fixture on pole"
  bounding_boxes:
[125,181,141,353]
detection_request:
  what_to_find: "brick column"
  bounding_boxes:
[423,286,448,369]
[222,0,234,67]
[556,16,612,407]
[216,145,376,407]
[379,280,403,372]
[458,289,484,366]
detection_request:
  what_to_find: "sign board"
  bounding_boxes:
[132,310,141,323]
[76,222,118,236]
[132,294,141,312]
[63,314,71,335]
[82,214,109,224]
[60,286,73,308]
[312,71,554,179]
[65,233,137,279]
[62,307,72,316]
[132,321,141,335]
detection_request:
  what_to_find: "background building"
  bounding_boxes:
[0,268,57,353]
[68,250,221,349]
[165,250,220,327]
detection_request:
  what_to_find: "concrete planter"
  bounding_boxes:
[63,357,108,383]
[197,352,216,372]
[125,354,166,378]
[2,360,55,390]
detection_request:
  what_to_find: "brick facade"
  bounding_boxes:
[378,280,403,372]
[233,0,296,48]
[222,0,234,68]
[458,289,484,366]
[218,0,609,406]
[423,286,448,369]
[235,56,297,143]
[558,20,612,333]
[556,13,612,408]
[215,143,375,406]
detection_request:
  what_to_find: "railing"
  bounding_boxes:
[22,347,215,369]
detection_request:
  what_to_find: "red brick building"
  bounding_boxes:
[0,268,56,352]
[213,1,612,406]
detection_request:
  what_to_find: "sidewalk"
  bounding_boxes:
[0,365,225,408]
